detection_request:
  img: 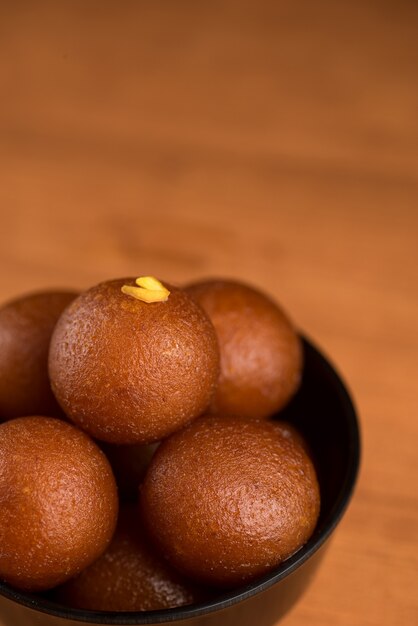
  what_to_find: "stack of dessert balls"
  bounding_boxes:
[0,276,320,611]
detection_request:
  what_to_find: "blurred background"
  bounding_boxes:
[0,1,417,625]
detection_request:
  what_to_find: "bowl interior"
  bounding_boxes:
[281,337,360,537]
[0,336,360,624]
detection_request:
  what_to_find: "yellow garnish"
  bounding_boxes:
[121,276,170,303]
[135,276,166,290]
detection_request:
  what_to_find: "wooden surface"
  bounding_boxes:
[1,1,417,624]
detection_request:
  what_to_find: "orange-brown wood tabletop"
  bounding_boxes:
[0,1,417,624]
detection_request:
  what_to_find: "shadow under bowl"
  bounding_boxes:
[0,336,361,626]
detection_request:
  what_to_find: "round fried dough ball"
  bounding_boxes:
[141,416,320,588]
[0,416,118,592]
[0,290,77,421]
[54,506,205,611]
[186,279,302,419]
[49,278,220,444]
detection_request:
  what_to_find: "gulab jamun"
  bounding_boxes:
[0,416,118,592]
[141,415,320,588]
[54,505,205,611]
[49,277,220,444]
[0,290,77,421]
[186,279,302,419]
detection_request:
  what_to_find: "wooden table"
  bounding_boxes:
[1,1,417,624]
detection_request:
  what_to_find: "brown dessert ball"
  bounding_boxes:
[49,278,220,444]
[0,416,118,592]
[100,442,159,500]
[54,506,205,611]
[0,290,77,421]
[186,279,302,419]
[141,415,320,588]
[274,421,311,455]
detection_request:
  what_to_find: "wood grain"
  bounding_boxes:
[0,1,417,624]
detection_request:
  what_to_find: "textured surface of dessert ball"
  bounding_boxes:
[0,416,118,592]
[186,279,302,419]
[54,506,204,611]
[141,415,320,588]
[49,278,220,444]
[0,290,77,420]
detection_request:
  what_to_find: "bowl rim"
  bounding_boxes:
[0,335,361,625]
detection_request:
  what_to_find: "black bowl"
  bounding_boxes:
[0,337,360,626]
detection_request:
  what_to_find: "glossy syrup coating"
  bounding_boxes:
[141,415,320,588]
[0,417,118,592]
[0,290,77,421]
[54,506,205,611]
[49,278,220,444]
[186,279,302,419]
